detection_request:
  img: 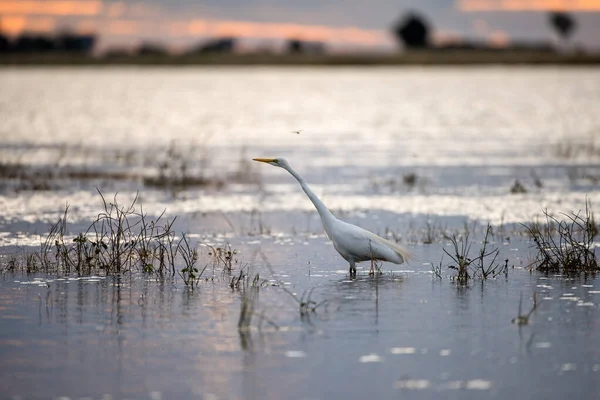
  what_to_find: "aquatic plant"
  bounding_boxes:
[440,223,507,283]
[510,180,527,194]
[236,266,274,336]
[553,134,600,160]
[37,191,175,274]
[1,190,241,278]
[369,171,423,193]
[237,284,258,331]
[142,140,223,193]
[523,201,598,274]
[206,243,238,274]
[422,218,448,244]
[177,233,208,289]
[0,141,260,195]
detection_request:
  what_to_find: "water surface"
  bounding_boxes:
[1,66,599,399]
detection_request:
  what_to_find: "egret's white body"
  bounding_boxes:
[253,158,411,276]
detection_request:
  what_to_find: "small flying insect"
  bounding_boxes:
[293,130,302,134]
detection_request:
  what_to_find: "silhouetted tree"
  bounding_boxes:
[57,32,96,53]
[13,34,56,52]
[549,11,577,50]
[392,12,431,49]
[0,34,8,53]
[0,23,8,53]
[286,39,325,54]
[137,42,168,56]
[549,12,576,40]
[192,37,236,54]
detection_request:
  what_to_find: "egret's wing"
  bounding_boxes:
[332,221,413,264]
[365,231,414,263]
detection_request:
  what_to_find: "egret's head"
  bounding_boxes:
[252,158,288,168]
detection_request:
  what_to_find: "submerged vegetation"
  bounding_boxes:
[0,142,260,194]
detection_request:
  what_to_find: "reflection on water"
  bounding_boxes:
[1,240,600,399]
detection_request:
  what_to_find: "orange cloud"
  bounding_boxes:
[0,1,102,16]
[457,0,600,11]
[0,1,387,47]
[163,19,385,45]
[0,15,55,34]
[105,19,139,36]
[488,30,510,47]
[432,30,464,46]
[0,15,25,34]
[106,2,125,18]
[75,19,96,34]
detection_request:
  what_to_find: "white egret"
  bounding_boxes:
[253,158,412,276]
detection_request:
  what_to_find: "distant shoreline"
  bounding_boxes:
[1,51,600,66]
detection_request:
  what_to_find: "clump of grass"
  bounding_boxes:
[237,285,258,331]
[0,141,233,195]
[248,208,271,236]
[565,166,600,185]
[142,141,224,193]
[0,162,55,191]
[38,190,179,275]
[403,172,418,187]
[523,201,598,274]
[205,244,238,274]
[369,171,423,193]
[441,224,507,283]
[2,189,241,279]
[421,219,448,244]
[510,180,527,194]
[227,147,262,185]
[553,135,600,160]
[177,234,209,289]
[236,267,274,337]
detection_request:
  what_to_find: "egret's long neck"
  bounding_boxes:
[284,165,336,236]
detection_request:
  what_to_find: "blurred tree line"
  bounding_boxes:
[0,9,582,58]
[0,29,95,54]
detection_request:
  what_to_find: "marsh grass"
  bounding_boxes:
[523,201,598,274]
[205,244,238,274]
[553,132,600,185]
[369,171,425,194]
[440,224,507,283]
[1,190,241,281]
[141,141,226,193]
[37,190,182,275]
[510,180,527,194]
[565,166,600,185]
[389,217,456,245]
[236,266,275,335]
[177,234,209,289]
[0,142,261,195]
[421,219,448,244]
[553,134,600,160]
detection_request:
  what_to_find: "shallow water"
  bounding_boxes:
[2,244,600,399]
[1,66,599,399]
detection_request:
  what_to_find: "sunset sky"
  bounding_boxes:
[0,0,599,52]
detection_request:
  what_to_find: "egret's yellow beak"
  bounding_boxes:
[253,158,276,163]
